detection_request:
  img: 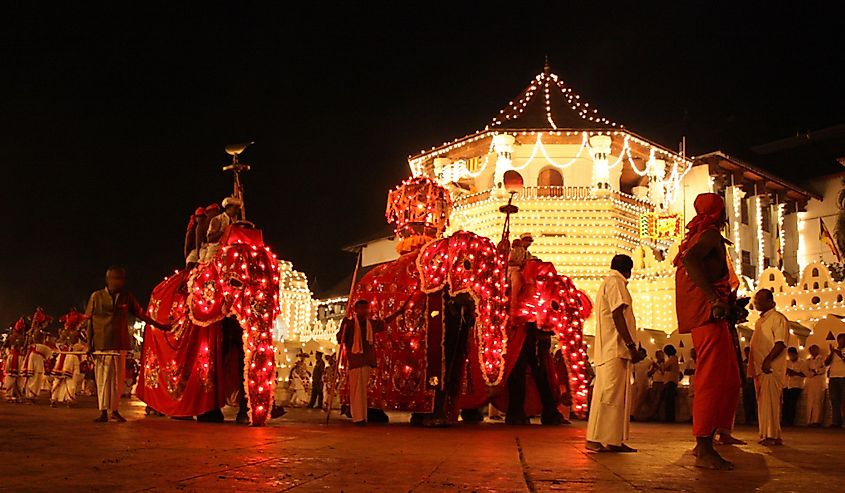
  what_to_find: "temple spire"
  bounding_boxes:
[543,55,551,75]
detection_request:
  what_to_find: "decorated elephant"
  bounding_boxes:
[348,230,509,426]
[339,176,590,426]
[137,224,281,426]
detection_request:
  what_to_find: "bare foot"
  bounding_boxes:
[716,434,747,445]
[695,449,734,470]
[758,438,782,446]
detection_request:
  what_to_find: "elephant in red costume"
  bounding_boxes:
[346,231,509,426]
[344,231,591,426]
[137,225,281,426]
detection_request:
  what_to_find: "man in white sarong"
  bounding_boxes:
[748,288,788,445]
[804,344,827,427]
[337,299,385,425]
[86,266,168,422]
[586,255,642,452]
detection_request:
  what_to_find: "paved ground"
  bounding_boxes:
[1,397,844,492]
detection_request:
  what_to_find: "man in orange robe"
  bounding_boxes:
[674,193,741,470]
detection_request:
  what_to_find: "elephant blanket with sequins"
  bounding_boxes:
[344,231,510,425]
[137,225,280,426]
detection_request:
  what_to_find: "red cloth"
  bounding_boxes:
[691,320,741,437]
[675,230,734,334]
[673,193,732,334]
[673,192,725,267]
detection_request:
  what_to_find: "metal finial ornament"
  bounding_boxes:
[223,142,254,221]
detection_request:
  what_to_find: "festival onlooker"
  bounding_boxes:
[661,345,680,422]
[783,347,805,426]
[825,333,845,428]
[586,254,642,453]
[308,351,325,409]
[804,344,827,427]
[749,288,788,446]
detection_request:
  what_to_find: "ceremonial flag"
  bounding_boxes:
[819,217,841,262]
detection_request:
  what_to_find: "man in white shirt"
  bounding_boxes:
[586,255,642,453]
[748,289,788,445]
[782,347,805,426]
[804,344,827,427]
[825,333,845,428]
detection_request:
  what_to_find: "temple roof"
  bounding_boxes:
[488,61,620,131]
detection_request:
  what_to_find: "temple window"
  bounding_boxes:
[811,296,821,304]
[538,168,564,187]
[812,268,819,277]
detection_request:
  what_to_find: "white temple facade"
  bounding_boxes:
[408,64,828,336]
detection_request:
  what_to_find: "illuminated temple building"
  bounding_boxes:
[274,64,843,389]
[405,63,843,342]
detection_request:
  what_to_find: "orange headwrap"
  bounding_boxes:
[673,193,726,267]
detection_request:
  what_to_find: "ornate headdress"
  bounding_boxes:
[58,308,90,344]
[29,307,52,336]
[386,176,452,254]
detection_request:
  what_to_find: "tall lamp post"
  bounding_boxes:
[223,142,254,221]
[498,170,525,255]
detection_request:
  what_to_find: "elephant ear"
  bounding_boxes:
[353,251,421,321]
[418,231,509,387]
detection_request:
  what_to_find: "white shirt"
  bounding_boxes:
[749,308,789,379]
[785,358,806,389]
[805,355,827,387]
[633,357,652,385]
[663,355,680,384]
[830,348,845,378]
[593,269,637,366]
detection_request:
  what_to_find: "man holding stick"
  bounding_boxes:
[336,300,385,425]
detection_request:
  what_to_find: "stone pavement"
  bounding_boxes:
[1,397,844,492]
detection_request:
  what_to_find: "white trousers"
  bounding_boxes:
[95,352,126,412]
[587,358,632,446]
[348,366,370,423]
[26,371,45,400]
[756,373,783,440]
[3,375,20,400]
[805,376,826,425]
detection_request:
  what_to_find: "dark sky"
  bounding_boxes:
[1,2,842,324]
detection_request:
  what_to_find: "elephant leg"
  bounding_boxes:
[532,333,563,425]
[460,408,485,423]
[506,335,531,425]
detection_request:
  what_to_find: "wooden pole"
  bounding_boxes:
[324,249,362,424]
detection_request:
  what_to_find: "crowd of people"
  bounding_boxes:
[585,192,845,470]
[3,191,845,473]
[1,310,142,411]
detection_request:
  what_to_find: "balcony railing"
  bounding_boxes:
[453,186,649,208]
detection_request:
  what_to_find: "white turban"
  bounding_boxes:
[222,196,243,208]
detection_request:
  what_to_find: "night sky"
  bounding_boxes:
[1,3,841,325]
